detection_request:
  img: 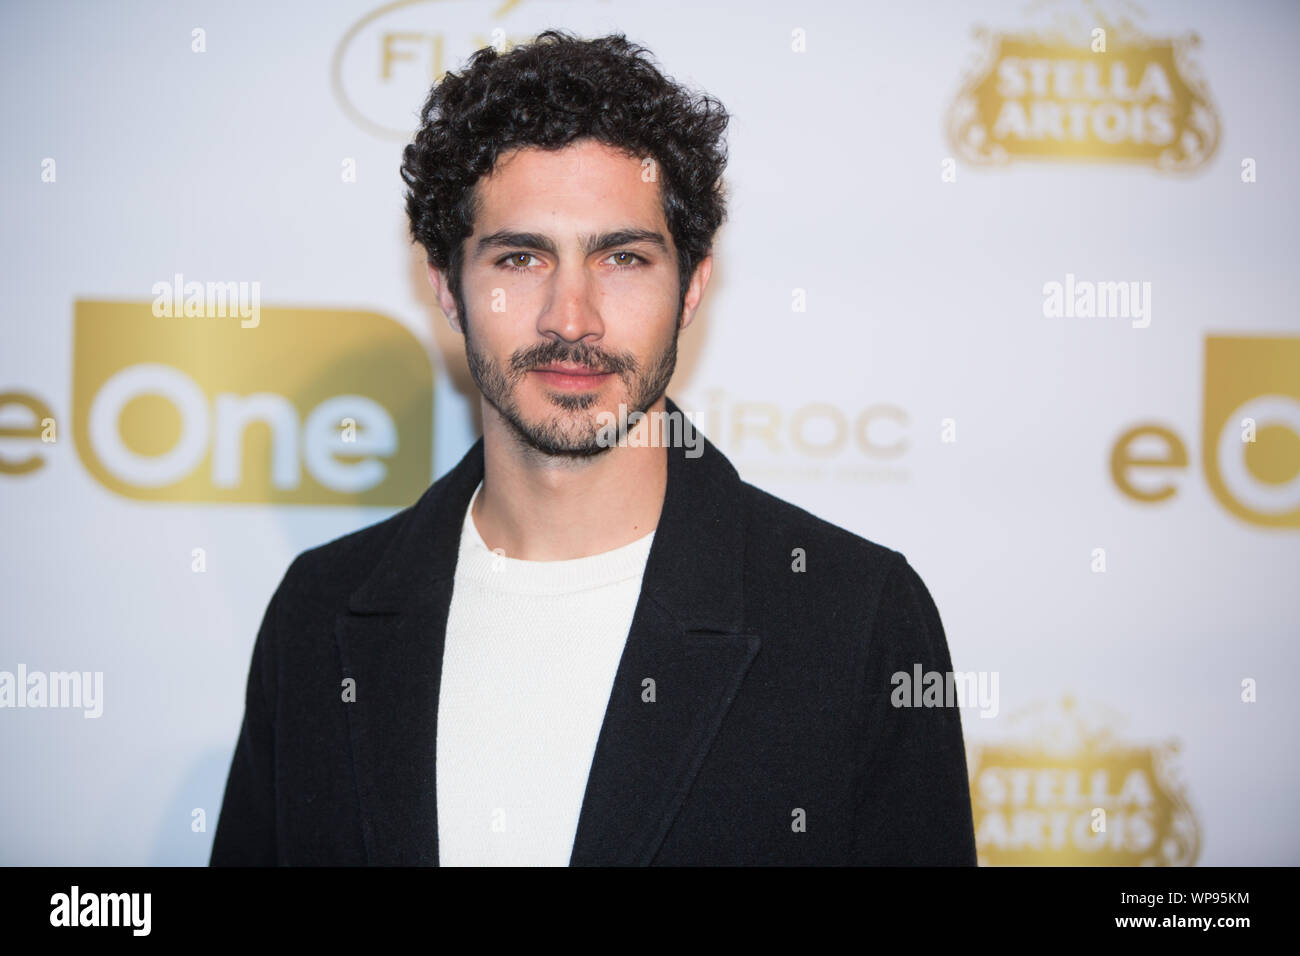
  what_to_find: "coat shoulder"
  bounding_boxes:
[278,506,410,604]
[274,445,476,609]
[734,479,945,650]
[738,478,904,576]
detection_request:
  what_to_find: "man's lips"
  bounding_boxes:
[530,365,613,389]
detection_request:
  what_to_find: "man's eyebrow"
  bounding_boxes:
[474,228,668,258]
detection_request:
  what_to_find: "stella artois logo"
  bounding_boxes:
[947,1,1221,172]
[969,696,1201,865]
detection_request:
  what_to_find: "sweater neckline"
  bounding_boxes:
[456,481,656,594]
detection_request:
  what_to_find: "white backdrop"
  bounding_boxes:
[2,0,1297,865]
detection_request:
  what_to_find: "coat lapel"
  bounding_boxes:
[568,404,761,864]
[335,398,761,866]
[334,435,479,866]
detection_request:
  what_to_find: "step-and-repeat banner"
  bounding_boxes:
[2,0,1297,865]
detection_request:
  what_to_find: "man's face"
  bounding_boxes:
[429,138,710,457]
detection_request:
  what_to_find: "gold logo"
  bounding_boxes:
[677,389,913,485]
[1202,336,1300,528]
[970,696,1200,865]
[1110,335,1300,527]
[72,300,433,505]
[947,4,1220,172]
[332,0,527,141]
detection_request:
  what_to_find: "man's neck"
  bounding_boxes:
[472,398,669,561]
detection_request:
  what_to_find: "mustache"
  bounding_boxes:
[510,341,637,375]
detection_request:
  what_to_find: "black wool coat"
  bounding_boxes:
[210,397,978,866]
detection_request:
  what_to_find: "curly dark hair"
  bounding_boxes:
[400,29,730,316]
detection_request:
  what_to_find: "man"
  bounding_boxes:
[210,30,976,866]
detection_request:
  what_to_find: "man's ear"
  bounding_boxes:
[678,252,713,332]
[425,262,462,333]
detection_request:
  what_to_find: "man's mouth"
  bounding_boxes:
[530,364,613,390]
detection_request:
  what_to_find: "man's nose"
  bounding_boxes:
[537,258,604,342]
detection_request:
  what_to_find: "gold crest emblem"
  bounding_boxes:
[947,2,1220,172]
[969,696,1201,865]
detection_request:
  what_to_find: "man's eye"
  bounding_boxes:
[605,251,645,269]
[500,252,540,271]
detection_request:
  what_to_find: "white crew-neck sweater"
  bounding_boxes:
[435,480,656,866]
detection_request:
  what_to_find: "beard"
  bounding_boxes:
[461,310,680,459]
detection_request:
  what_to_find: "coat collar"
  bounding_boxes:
[334,397,761,865]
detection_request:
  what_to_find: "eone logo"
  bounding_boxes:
[89,364,395,492]
[1110,336,1300,528]
[66,300,432,506]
